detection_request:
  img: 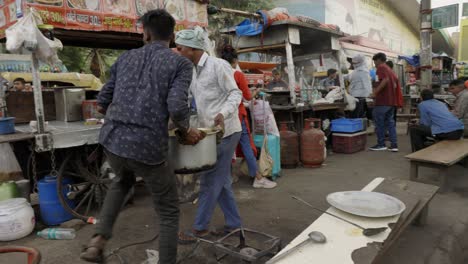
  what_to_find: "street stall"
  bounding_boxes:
[0,0,210,233]
[223,16,364,170]
[398,52,456,114]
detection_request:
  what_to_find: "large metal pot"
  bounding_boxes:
[169,128,218,174]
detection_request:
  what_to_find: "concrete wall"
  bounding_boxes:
[273,0,420,55]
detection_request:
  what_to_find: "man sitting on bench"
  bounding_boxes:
[410,89,464,151]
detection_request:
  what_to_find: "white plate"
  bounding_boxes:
[326,191,406,218]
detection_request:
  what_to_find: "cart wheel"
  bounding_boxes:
[57,148,111,221]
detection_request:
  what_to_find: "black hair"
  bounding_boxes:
[139,9,175,41]
[327,68,337,76]
[221,45,238,64]
[421,89,434,101]
[372,52,387,62]
[385,61,394,69]
[272,69,280,75]
[13,78,25,84]
[449,79,464,88]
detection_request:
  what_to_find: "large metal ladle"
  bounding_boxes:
[292,196,388,237]
[266,231,326,264]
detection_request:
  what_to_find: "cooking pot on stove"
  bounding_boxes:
[169,128,219,174]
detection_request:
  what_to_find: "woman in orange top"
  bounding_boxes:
[221,46,277,189]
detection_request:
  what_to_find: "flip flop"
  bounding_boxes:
[210,226,237,237]
[178,229,210,245]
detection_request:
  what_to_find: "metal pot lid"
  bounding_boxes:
[326,191,406,218]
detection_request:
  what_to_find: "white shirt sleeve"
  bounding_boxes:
[217,61,242,119]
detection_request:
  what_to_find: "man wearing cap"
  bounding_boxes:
[174,26,244,244]
[345,54,372,118]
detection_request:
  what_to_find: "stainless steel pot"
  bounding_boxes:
[169,128,218,174]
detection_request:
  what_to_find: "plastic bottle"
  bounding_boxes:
[37,228,76,240]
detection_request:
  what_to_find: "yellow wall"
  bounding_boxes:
[459,18,468,62]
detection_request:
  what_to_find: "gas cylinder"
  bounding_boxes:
[301,118,325,168]
[280,122,299,168]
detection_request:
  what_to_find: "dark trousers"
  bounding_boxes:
[410,125,464,152]
[350,97,367,118]
[96,149,179,264]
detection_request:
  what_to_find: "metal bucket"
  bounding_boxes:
[169,128,218,174]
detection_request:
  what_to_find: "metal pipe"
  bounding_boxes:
[420,0,432,90]
[31,53,45,133]
[286,41,297,105]
[218,7,261,18]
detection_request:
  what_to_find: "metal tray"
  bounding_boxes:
[326,191,406,218]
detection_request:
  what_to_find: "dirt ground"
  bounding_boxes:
[2,133,468,264]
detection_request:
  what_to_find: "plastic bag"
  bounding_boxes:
[252,100,280,137]
[140,249,159,264]
[0,143,23,182]
[6,11,39,52]
[6,8,63,65]
[324,87,343,103]
[344,92,358,111]
[258,136,273,177]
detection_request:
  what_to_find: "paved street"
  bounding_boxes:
[1,134,468,264]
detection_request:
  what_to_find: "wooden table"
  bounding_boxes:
[270,177,438,264]
[405,139,468,192]
[270,102,346,133]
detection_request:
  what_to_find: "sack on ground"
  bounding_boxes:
[258,137,273,177]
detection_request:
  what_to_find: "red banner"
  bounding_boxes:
[0,0,208,37]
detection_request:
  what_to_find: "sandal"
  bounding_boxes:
[178,229,210,245]
[80,235,107,263]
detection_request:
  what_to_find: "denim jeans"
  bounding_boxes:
[96,149,179,264]
[239,120,258,177]
[193,132,242,231]
[373,106,397,147]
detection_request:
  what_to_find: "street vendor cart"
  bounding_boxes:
[0,0,210,225]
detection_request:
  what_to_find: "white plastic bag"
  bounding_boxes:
[324,87,343,103]
[344,92,358,111]
[6,8,62,65]
[140,249,159,264]
[0,143,23,182]
[6,11,38,52]
[252,99,280,137]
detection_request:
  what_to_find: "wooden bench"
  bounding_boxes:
[405,139,468,192]
[269,178,438,264]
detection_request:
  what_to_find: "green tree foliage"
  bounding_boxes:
[59,47,122,81]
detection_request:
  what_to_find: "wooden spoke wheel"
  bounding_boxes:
[56,147,111,221]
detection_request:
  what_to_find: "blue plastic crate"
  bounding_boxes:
[331,118,363,133]
[0,117,15,135]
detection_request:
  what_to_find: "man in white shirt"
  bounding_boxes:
[175,27,244,243]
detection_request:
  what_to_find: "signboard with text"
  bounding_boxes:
[432,4,459,29]
[0,0,209,37]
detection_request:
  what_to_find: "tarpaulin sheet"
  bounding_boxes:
[0,0,208,37]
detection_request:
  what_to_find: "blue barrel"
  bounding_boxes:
[38,176,75,225]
